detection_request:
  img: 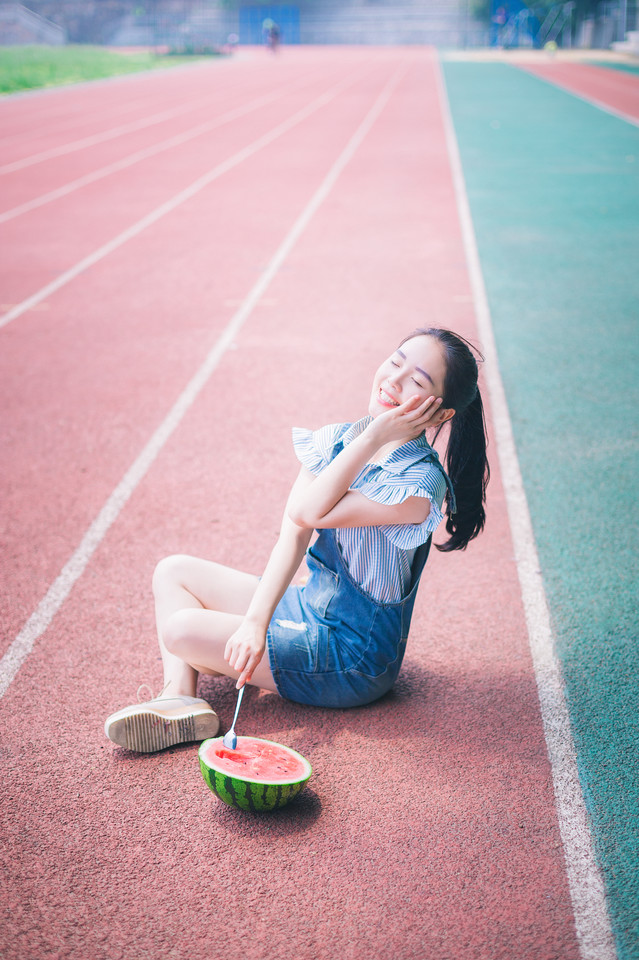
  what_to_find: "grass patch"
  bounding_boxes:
[0,45,218,94]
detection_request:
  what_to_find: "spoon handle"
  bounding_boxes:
[230,685,245,728]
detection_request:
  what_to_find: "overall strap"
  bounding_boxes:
[407,536,432,595]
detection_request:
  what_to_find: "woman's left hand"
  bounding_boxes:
[224,619,266,689]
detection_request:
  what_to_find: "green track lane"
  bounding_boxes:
[442,60,639,960]
[590,60,639,76]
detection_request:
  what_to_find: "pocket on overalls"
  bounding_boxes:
[304,555,339,618]
[270,618,321,674]
[351,605,404,679]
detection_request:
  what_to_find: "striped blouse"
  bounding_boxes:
[292,417,455,604]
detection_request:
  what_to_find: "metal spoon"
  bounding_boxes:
[222,685,245,750]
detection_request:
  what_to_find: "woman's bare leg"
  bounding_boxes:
[152,554,278,696]
[105,554,279,751]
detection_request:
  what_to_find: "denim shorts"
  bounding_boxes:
[266,529,429,708]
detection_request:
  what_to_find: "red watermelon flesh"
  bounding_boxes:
[204,736,307,782]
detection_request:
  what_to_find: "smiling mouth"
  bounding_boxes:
[378,387,400,407]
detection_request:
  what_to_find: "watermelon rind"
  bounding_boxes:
[198,736,313,812]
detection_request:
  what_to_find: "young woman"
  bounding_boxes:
[105,327,489,752]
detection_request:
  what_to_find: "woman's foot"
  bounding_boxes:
[104,695,219,753]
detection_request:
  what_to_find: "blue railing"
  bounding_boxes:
[239,5,300,44]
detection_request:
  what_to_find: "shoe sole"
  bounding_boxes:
[106,708,219,753]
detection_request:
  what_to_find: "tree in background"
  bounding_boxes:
[470,0,624,47]
[471,0,604,24]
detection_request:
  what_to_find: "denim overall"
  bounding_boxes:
[266,527,431,708]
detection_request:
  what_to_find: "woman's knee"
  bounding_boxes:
[152,554,192,598]
[161,607,197,657]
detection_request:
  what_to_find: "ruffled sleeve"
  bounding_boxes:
[291,421,453,549]
[292,422,351,476]
[357,463,448,549]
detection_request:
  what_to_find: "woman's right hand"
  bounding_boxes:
[224,619,266,689]
[366,394,443,446]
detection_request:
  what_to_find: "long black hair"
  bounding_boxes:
[401,327,489,552]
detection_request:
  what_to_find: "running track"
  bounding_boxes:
[1,48,637,960]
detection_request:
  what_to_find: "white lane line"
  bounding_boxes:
[517,65,639,128]
[0,88,288,224]
[0,57,410,700]
[434,55,617,960]
[0,69,362,332]
[0,84,254,175]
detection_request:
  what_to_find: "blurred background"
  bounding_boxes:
[0,0,637,55]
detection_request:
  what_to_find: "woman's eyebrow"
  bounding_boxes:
[397,349,434,385]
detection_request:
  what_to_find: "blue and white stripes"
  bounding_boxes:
[292,418,452,603]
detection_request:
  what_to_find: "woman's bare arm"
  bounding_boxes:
[224,487,313,686]
[287,396,442,530]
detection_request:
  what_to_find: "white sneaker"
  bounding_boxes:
[104,695,220,753]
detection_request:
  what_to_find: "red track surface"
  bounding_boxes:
[1,49,581,959]
[516,60,639,122]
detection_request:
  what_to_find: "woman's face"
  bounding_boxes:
[369,335,450,419]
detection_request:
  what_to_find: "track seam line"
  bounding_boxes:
[0,78,315,224]
[0,55,411,700]
[0,67,368,332]
[434,54,618,960]
[0,90,224,174]
[0,64,285,174]
[515,65,639,127]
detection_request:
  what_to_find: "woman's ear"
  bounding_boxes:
[437,408,455,425]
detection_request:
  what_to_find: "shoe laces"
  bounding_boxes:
[136,680,170,703]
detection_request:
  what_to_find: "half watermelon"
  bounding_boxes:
[199,736,312,812]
